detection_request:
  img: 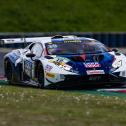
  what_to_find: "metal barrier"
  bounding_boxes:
[0,32,126,47]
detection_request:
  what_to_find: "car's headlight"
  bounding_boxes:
[112,60,122,68]
[62,64,72,71]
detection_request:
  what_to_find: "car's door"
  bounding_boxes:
[23,43,44,79]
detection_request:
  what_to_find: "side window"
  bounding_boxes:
[31,43,43,58]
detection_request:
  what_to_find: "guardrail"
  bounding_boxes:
[0,32,126,47]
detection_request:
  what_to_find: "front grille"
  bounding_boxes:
[65,74,121,83]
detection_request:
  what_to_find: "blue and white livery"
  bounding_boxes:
[3,35,126,88]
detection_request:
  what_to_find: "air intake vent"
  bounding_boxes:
[52,35,64,39]
[52,35,77,39]
[93,55,104,62]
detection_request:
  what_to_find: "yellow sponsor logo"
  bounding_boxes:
[46,72,55,78]
[64,40,81,43]
[47,42,52,44]
[49,60,65,66]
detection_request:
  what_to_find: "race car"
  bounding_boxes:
[3,35,126,88]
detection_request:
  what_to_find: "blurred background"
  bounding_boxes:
[0,0,125,32]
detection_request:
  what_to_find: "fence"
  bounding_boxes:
[0,32,126,47]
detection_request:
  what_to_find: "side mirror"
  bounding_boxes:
[26,53,36,58]
[112,48,118,52]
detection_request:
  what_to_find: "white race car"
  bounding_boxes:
[3,35,126,88]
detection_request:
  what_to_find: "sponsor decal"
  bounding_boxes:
[49,58,63,65]
[47,42,53,44]
[52,60,64,66]
[87,70,105,75]
[24,60,32,77]
[49,57,70,64]
[84,62,101,68]
[10,53,19,61]
[45,65,53,72]
[46,72,55,78]
[89,76,101,81]
[49,58,71,70]
[7,39,15,42]
[64,40,93,43]
[64,40,81,43]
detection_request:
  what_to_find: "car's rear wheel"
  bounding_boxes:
[37,63,44,88]
[4,60,13,84]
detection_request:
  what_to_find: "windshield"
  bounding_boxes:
[45,41,110,55]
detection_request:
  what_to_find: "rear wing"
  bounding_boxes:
[0,37,51,48]
[0,35,77,48]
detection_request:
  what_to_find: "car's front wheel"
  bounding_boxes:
[37,63,44,88]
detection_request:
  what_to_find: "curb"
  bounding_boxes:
[0,76,8,85]
[0,76,7,80]
[97,88,126,93]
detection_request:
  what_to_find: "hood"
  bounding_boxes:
[45,52,114,75]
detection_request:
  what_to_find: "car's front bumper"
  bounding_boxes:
[46,73,126,89]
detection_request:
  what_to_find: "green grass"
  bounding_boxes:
[0,84,126,126]
[0,0,126,32]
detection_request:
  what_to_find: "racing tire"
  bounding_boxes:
[4,60,13,84]
[37,63,44,88]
